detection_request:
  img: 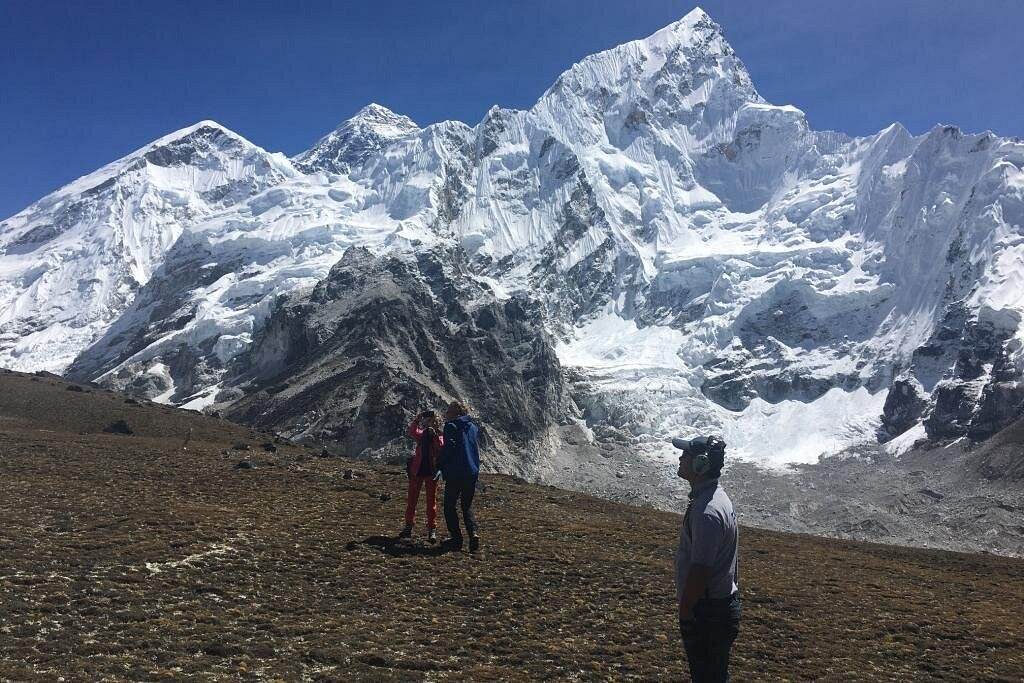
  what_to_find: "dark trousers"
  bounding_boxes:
[443,477,477,541]
[681,594,741,683]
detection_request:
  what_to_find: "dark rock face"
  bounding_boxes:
[221,246,570,474]
[925,380,983,440]
[921,309,1021,440]
[910,302,971,393]
[702,357,862,412]
[968,379,1024,441]
[878,376,928,441]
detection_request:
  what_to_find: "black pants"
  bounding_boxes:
[443,477,477,542]
[681,594,741,683]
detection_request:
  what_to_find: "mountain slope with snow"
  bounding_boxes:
[4,7,1024,474]
[0,122,296,372]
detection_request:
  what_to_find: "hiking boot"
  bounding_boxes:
[468,535,480,553]
[398,524,413,539]
[442,537,463,552]
[428,528,437,543]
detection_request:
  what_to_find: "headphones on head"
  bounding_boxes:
[687,436,726,476]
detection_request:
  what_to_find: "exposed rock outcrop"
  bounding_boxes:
[221,246,571,474]
[878,375,928,441]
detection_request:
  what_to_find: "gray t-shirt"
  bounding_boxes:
[675,479,738,601]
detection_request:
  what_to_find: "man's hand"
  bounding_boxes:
[678,602,693,622]
[678,606,696,638]
[677,563,711,637]
[678,602,694,633]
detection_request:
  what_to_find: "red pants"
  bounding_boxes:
[404,476,439,528]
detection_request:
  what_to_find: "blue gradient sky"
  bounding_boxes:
[2,0,1022,220]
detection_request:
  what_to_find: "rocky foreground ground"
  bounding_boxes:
[1,370,1023,680]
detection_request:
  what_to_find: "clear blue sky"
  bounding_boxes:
[2,0,1022,220]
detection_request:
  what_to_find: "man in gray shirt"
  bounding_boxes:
[672,435,741,683]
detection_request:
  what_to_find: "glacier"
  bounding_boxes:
[2,7,1024,473]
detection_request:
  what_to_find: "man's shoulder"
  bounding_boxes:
[711,484,733,505]
[702,485,734,517]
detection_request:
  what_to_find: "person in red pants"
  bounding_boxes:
[399,410,444,542]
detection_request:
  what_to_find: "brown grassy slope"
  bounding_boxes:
[0,370,1022,681]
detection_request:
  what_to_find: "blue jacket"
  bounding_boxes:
[440,415,480,480]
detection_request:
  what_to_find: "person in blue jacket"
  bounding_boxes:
[438,400,481,552]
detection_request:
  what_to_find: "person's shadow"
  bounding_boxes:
[351,536,452,557]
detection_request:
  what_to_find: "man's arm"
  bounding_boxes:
[408,412,426,440]
[439,422,457,471]
[678,511,724,621]
[678,563,713,621]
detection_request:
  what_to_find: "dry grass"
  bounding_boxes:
[1,370,1022,680]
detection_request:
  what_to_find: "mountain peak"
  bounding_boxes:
[653,6,715,38]
[149,119,245,148]
[686,5,711,20]
[532,7,759,143]
[352,103,413,122]
[294,104,419,175]
[336,103,419,137]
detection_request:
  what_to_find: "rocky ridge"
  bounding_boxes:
[222,246,570,473]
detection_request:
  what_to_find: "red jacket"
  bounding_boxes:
[407,420,444,478]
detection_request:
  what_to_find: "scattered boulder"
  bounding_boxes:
[65,384,85,393]
[235,460,254,470]
[201,641,233,657]
[52,511,74,533]
[103,420,133,435]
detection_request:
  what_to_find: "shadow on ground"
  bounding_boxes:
[354,535,451,557]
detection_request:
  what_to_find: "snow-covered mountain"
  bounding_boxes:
[0,122,296,373]
[4,8,1024,473]
[293,103,420,176]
